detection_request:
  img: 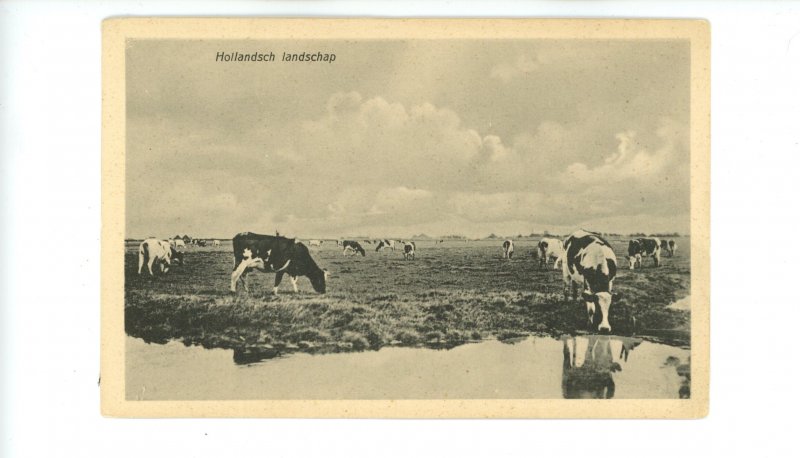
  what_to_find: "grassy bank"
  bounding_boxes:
[125,238,691,362]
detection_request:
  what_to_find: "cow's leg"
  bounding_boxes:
[137,251,145,275]
[273,271,284,295]
[562,264,571,300]
[230,262,245,292]
[290,275,298,293]
[240,269,250,292]
[147,256,156,276]
[585,298,596,329]
[230,258,256,292]
[654,251,661,267]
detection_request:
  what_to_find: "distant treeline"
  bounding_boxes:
[125,231,686,244]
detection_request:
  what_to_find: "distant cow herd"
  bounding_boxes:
[135,230,679,333]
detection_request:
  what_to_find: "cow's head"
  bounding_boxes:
[356,245,366,256]
[308,267,327,293]
[627,240,640,256]
[627,241,640,269]
[581,291,613,333]
[170,248,184,266]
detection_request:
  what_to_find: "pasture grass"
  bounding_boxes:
[125,238,690,361]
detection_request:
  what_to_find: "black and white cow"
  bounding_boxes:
[138,238,183,276]
[230,232,327,294]
[375,239,396,252]
[402,241,416,260]
[341,240,366,256]
[563,230,618,332]
[628,237,661,269]
[538,237,565,270]
[308,239,323,247]
[502,239,514,259]
[660,239,677,257]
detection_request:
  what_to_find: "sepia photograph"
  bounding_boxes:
[102,18,709,417]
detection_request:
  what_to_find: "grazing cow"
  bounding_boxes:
[538,237,565,269]
[196,239,207,247]
[660,239,677,257]
[341,240,366,256]
[308,239,323,247]
[627,237,661,269]
[402,241,416,260]
[375,239,396,252]
[171,239,186,249]
[502,239,514,259]
[230,232,327,294]
[138,238,183,276]
[362,240,372,245]
[211,239,221,247]
[562,230,618,332]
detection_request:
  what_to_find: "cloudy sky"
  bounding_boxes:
[126,39,690,239]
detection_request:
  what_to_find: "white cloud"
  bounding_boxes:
[560,126,678,185]
[127,91,690,238]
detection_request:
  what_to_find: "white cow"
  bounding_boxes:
[211,239,221,247]
[375,239,396,252]
[308,240,323,247]
[138,238,183,276]
[538,237,565,269]
[171,239,186,249]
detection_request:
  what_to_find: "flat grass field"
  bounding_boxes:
[124,237,690,362]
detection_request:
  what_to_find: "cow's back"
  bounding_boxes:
[232,232,277,268]
[564,231,613,275]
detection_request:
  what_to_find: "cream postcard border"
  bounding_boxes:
[101,18,710,418]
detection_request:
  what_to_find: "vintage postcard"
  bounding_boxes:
[102,18,709,418]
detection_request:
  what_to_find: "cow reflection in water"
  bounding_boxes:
[561,335,642,399]
[664,355,691,399]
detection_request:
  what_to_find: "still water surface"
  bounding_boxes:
[127,335,689,400]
